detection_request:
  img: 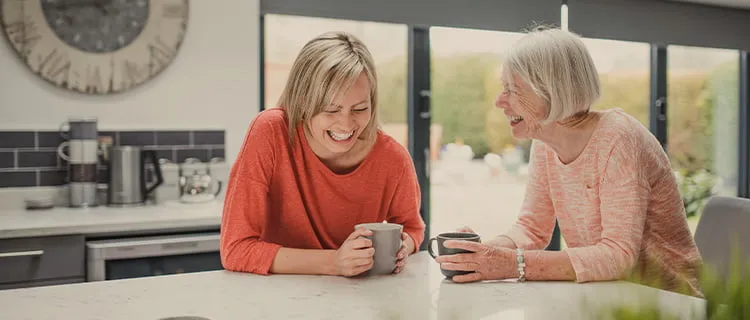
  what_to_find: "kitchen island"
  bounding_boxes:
[0,252,705,320]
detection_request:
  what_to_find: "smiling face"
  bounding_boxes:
[306,72,373,157]
[495,72,549,140]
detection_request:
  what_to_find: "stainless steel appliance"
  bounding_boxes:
[85,232,222,281]
[107,146,163,206]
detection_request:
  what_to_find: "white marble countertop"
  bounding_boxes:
[0,201,222,239]
[0,252,705,320]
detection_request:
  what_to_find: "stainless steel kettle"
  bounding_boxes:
[107,146,163,206]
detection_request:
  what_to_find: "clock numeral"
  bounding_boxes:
[122,60,143,88]
[86,65,104,94]
[4,20,41,60]
[47,59,72,83]
[148,36,176,76]
[163,3,187,19]
[38,49,70,83]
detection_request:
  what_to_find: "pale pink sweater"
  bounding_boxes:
[505,109,703,297]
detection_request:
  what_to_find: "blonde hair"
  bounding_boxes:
[277,31,379,146]
[501,26,600,125]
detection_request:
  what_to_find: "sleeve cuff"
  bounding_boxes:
[253,242,283,275]
[504,226,535,250]
[565,248,593,283]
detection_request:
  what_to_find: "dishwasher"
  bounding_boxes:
[86,232,222,281]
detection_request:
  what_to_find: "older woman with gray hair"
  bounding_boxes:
[436,26,703,297]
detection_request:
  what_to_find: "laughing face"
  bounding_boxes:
[306,72,373,158]
[495,72,549,140]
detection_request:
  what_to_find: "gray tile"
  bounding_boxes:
[118,131,155,146]
[177,148,210,163]
[0,151,14,168]
[0,132,35,148]
[37,131,65,148]
[156,131,190,146]
[193,130,225,145]
[39,169,67,186]
[18,151,58,168]
[0,171,36,187]
[210,148,225,160]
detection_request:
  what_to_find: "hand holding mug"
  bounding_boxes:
[392,232,413,274]
[334,228,375,277]
[435,240,516,283]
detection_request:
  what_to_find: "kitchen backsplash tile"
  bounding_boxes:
[0,151,14,168]
[176,148,211,163]
[18,151,59,168]
[37,132,65,148]
[0,129,225,188]
[0,171,35,188]
[0,132,35,148]
[39,169,67,186]
[118,131,156,146]
[194,131,225,145]
[211,148,225,159]
[156,131,191,146]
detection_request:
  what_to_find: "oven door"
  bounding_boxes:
[86,232,222,282]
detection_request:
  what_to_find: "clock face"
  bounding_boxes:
[0,0,189,95]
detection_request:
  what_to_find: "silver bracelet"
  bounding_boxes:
[516,248,526,282]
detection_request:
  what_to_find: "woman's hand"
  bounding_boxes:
[393,232,414,274]
[334,228,375,277]
[434,240,517,283]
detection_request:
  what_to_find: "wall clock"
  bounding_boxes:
[0,0,189,95]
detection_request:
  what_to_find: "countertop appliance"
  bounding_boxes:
[179,158,223,204]
[85,232,222,281]
[107,146,163,206]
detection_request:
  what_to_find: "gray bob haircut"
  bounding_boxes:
[502,26,601,125]
[277,31,379,146]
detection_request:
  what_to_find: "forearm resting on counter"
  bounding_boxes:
[270,247,338,276]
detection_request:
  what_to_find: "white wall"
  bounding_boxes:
[0,0,260,164]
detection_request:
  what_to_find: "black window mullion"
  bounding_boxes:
[407,26,432,251]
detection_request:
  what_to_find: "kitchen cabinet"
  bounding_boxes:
[0,235,85,289]
[0,227,222,290]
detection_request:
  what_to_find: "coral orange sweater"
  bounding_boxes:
[220,109,426,275]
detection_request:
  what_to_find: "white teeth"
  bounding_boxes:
[507,115,524,123]
[328,130,354,141]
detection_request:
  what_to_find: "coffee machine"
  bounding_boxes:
[107,146,163,206]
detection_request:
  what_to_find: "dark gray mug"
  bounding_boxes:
[355,222,403,275]
[428,232,481,279]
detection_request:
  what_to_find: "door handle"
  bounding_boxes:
[0,250,44,258]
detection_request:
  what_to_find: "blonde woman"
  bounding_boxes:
[221,32,425,277]
[436,26,703,297]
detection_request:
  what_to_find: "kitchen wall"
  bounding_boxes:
[0,0,260,168]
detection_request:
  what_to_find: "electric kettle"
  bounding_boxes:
[107,146,164,206]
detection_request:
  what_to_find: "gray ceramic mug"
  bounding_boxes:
[355,222,403,275]
[428,232,481,279]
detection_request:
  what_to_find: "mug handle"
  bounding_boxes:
[57,141,70,162]
[427,238,438,259]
